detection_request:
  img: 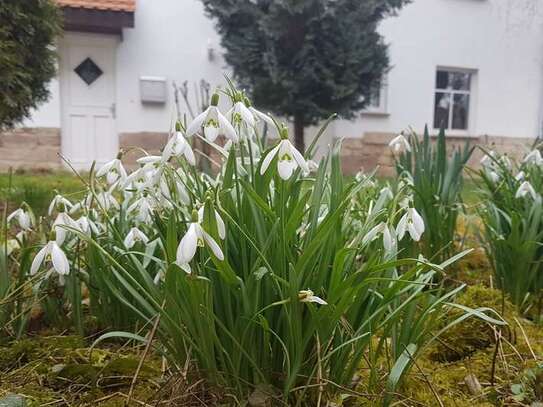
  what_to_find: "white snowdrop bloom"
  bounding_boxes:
[515,181,538,200]
[162,131,196,165]
[95,191,120,211]
[480,151,497,168]
[6,239,20,256]
[186,94,238,143]
[303,159,319,176]
[362,222,397,254]
[127,195,154,224]
[76,216,99,236]
[388,134,411,153]
[198,207,226,240]
[227,100,255,128]
[396,207,425,242]
[53,211,78,245]
[485,168,500,183]
[298,290,327,305]
[125,168,151,192]
[515,171,525,181]
[176,216,224,266]
[379,186,394,203]
[30,240,70,276]
[96,156,127,185]
[260,135,309,180]
[500,155,512,170]
[48,194,73,216]
[7,207,33,231]
[523,149,543,166]
[123,227,150,249]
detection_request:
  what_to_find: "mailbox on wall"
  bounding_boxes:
[140,76,167,104]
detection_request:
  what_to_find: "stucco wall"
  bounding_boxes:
[0,128,61,171]
[7,0,543,171]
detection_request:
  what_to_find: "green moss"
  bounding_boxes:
[0,335,161,406]
[430,285,513,362]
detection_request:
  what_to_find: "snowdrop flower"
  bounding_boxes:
[48,194,73,216]
[186,93,238,143]
[176,211,224,268]
[198,206,226,240]
[303,159,319,176]
[125,167,151,192]
[227,99,255,128]
[515,181,538,200]
[523,149,543,166]
[480,151,497,168]
[361,222,397,254]
[53,210,78,245]
[96,153,127,185]
[389,133,411,153]
[298,290,327,305]
[31,240,70,276]
[94,191,120,212]
[260,127,309,180]
[162,131,196,165]
[127,194,154,224]
[515,171,525,181]
[486,169,500,183]
[76,215,99,236]
[7,206,33,231]
[396,207,425,241]
[124,227,150,249]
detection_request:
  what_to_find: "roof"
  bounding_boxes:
[56,0,136,12]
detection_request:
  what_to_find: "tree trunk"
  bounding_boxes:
[294,113,305,153]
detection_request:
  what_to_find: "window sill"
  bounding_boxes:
[431,128,477,138]
[361,110,390,117]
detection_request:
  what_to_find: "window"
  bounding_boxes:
[433,69,472,130]
[363,76,388,115]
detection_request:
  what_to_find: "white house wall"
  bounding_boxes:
[14,0,543,172]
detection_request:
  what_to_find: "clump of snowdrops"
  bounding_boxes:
[390,126,473,264]
[1,82,503,405]
[478,146,543,321]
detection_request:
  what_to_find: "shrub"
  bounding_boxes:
[0,0,61,128]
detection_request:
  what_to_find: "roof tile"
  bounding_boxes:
[56,0,135,12]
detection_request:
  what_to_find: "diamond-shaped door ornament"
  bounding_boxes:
[74,57,103,85]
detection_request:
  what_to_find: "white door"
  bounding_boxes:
[59,33,118,170]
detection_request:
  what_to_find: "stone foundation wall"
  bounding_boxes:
[341,132,534,177]
[0,128,61,171]
[0,128,535,177]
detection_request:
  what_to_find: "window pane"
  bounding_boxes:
[452,94,470,130]
[436,70,471,90]
[434,92,451,129]
[436,71,449,89]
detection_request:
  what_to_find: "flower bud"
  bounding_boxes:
[210,93,220,107]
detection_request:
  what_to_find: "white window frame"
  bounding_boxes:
[362,75,389,116]
[433,66,476,135]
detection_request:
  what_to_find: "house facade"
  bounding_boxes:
[2,0,543,174]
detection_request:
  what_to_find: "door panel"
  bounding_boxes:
[60,33,118,170]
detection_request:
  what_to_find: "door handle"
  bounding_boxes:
[110,103,116,119]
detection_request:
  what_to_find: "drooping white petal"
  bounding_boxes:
[202,230,224,260]
[218,111,239,142]
[362,223,385,246]
[260,142,282,175]
[30,244,49,275]
[237,102,255,127]
[186,109,209,136]
[396,212,409,240]
[410,208,425,237]
[215,211,226,240]
[51,243,70,275]
[383,225,396,254]
[176,223,199,264]
[96,159,115,177]
[287,140,309,174]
